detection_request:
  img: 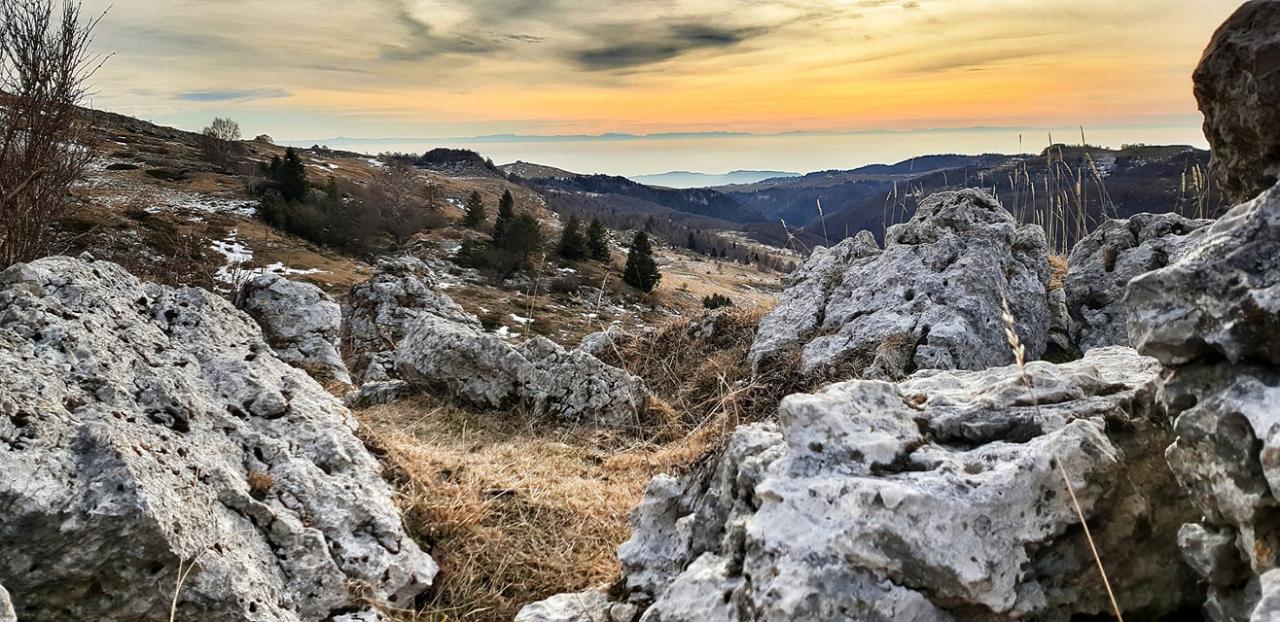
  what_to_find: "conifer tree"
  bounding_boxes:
[492,189,514,244]
[623,231,661,293]
[463,191,486,227]
[557,215,588,260]
[587,218,610,262]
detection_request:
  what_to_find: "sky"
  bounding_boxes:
[78,0,1245,175]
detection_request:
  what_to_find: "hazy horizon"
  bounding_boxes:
[79,0,1241,176]
[278,122,1210,177]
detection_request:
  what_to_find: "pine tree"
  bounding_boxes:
[492,189,515,245]
[623,231,661,293]
[271,147,309,203]
[557,215,588,260]
[587,218,610,262]
[687,232,698,252]
[503,214,543,259]
[463,191,486,227]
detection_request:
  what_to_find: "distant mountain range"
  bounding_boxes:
[628,170,799,189]
[504,145,1227,253]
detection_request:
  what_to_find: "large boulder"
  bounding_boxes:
[395,317,648,426]
[524,347,1200,621]
[238,272,351,385]
[1194,0,1280,204]
[750,189,1050,380]
[1126,186,1280,367]
[1127,184,1280,620]
[343,256,479,383]
[1065,212,1213,352]
[0,256,436,621]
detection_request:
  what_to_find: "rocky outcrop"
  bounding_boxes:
[1126,187,1280,367]
[1126,184,1280,620]
[750,189,1050,380]
[1194,0,1280,204]
[1065,212,1212,352]
[0,256,436,622]
[238,273,351,385]
[396,318,648,426]
[523,347,1199,621]
[343,256,479,383]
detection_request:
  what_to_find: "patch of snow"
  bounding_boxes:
[210,233,253,285]
[511,314,534,325]
[262,261,327,277]
[494,326,520,340]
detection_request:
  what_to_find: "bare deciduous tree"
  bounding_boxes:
[201,116,241,171]
[0,0,102,268]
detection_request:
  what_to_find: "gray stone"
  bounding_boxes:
[579,325,626,358]
[515,590,625,622]
[1180,523,1250,588]
[0,584,13,622]
[750,189,1050,380]
[239,272,351,385]
[602,347,1198,620]
[343,256,480,383]
[1126,185,1280,367]
[0,256,436,622]
[1045,286,1077,360]
[1194,0,1280,204]
[1065,213,1212,352]
[395,318,648,426]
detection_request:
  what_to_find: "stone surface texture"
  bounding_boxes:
[750,189,1050,380]
[1194,0,1280,204]
[524,347,1199,621]
[238,272,351,385]
[0,256,436,622]
[1065,212,1212,352]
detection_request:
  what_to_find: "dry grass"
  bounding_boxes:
[593,306,802,440]
[1048,254,1068,290]
[358,395,723,622]
[354,306,796,621]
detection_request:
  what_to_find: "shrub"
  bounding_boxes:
[463,190,486,227]
[0,0,100,267]
[587,218,610,262]
[201,117,242,170]
[703,293,734,310]
[556,215,588,260]
[622,231,661,293]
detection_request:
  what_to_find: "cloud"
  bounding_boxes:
[177,88,291,102]
[570,23,768,71]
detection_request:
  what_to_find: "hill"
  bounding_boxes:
[629,169,799,188]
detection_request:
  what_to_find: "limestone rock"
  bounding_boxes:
[515,590,636,622]
[239,273,351,385]
[1126,185,1280,367]
[0,584,13,622]
[0,257,436,622]
[579,324,626,358]
[750,189,1050,380]
[1194,0,1280,203]
[605,347,1198,620]
[343,256,479,383]
[395,318,648,426]
[1179,523,1250,588]
[1064,213,1212,352]
[1123,187,1280,617]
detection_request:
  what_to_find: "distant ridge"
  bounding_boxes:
[630,170,800,189]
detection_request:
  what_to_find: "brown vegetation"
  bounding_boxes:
[0,0,102,267]
[355,306,793,621]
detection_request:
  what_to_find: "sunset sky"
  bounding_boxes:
[78,0,1245,173]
